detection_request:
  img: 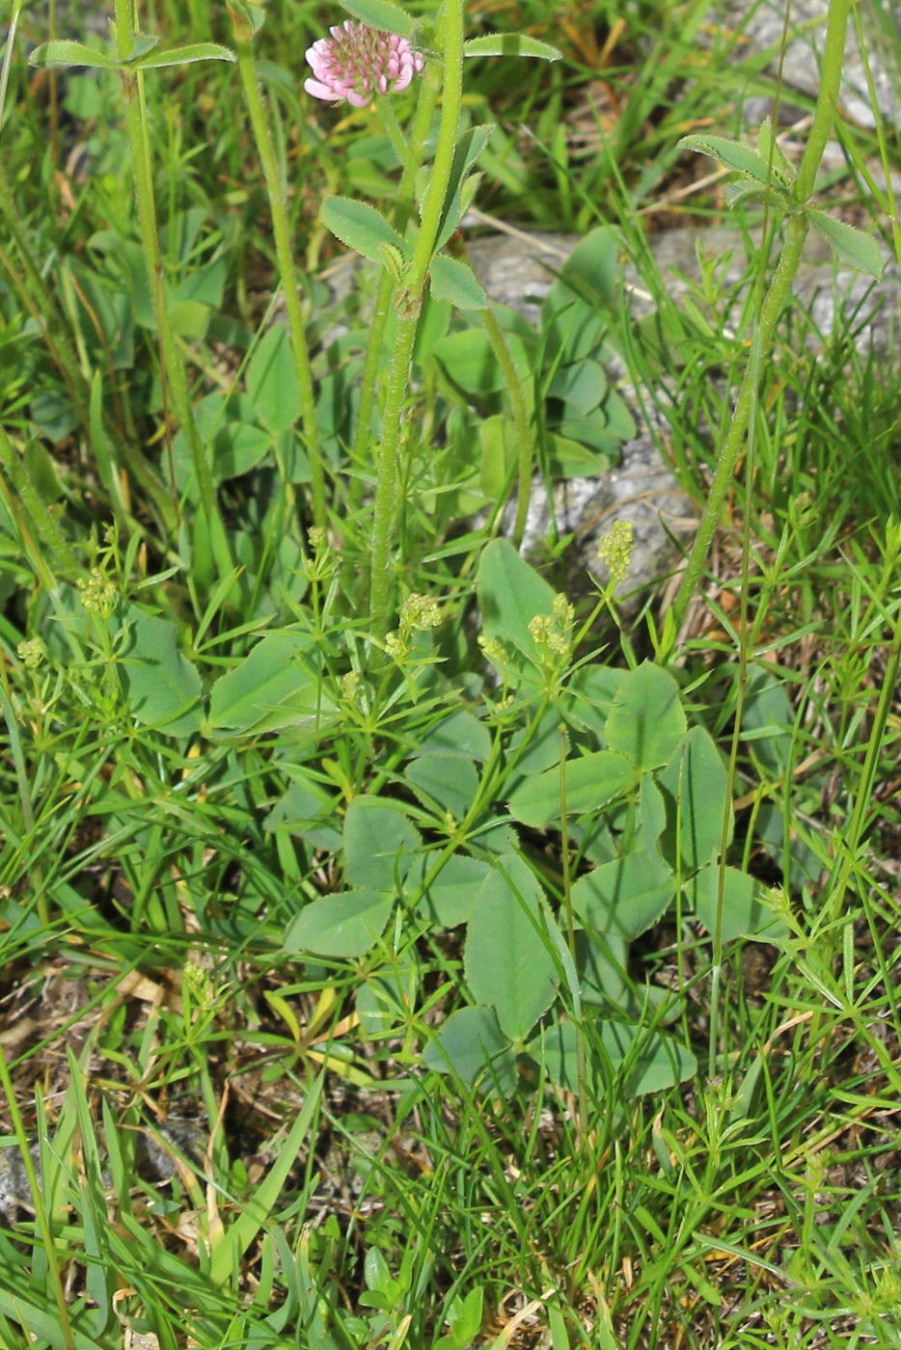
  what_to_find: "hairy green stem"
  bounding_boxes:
[230,7,327,534]
[368,312,418,629]
[795,0,854,202]
[349,266,394,511]
[669,0,853,643]
[350,75,439,512]
[369,0,465,632]
[114,0,233,587]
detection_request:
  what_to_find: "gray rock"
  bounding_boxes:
[462,215,897,610]
[465,229,574,325]
[723,0,901,130]
[0,1138,40,1227]
[629,223,898,354]
[0,1119,206,1227]
[505,436,697,607]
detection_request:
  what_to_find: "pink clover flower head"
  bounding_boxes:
[304,20,425,109]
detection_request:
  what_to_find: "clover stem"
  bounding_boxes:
[368,0,465,633]
[350,75,438,513]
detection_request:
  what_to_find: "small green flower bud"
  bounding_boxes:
[529,595,574,666]
[478,634,510,668]
[17,637,45,670]
[340,670,362,702]
[596,518,635,587]
[528,613,554,648]
[552,593,575,630]
[385,631,408,660]
[183,960,215,1014]
[78,567,118,616]
[400,592,442,631]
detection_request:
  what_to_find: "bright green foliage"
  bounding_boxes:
[284,888,396,957]
[463,853,558,1040]
[571,849,674,941]
[0,0,898,1345]
[417,853,490,926]
[246,328,305,435]
[507,750,635,827]
[421,1005,516,1087]
[605,662,686,772]
[406,752,478,817]
[690,864,788,942]
[534,1018,697,1097]
[341,0,416,38]
[320,196,409,268]
[123,608,203,736]
[476,537,556,684]
[428,254,489,309]
[657,725,732,876]
[343,795,422,889]
[208,630,335,736]
[463,34,561,61]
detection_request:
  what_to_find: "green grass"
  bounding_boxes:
[0,0,899,1347]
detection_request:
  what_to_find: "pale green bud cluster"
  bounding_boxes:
[340,670,362,703]
[386,592,443,661]
[596,518,635,587]
[17,637,45,670]
[477,633,511,671]
[78,566,118,616]
[384,630,407,660]
[528,592,575,668]
[183,960,216,1015]
[400,592,442,631]
[303,525,334,581]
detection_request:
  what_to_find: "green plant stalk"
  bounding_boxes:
[230,9,327,535]
[349,266,393,512]
[349,76,439,513]
[368,313,418,630]
[669,0,854,641]
[369,0,465,632]
[0,0,23,122]
[114,0,233,587]
[794,0,854,203]
[826,602,901,911]
[557,727,589,1139]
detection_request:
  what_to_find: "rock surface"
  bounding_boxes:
[724,0,901,130]
[465,215,896,609]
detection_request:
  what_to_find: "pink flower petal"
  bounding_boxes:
[304,78,345,102]
[303,19,424,107]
